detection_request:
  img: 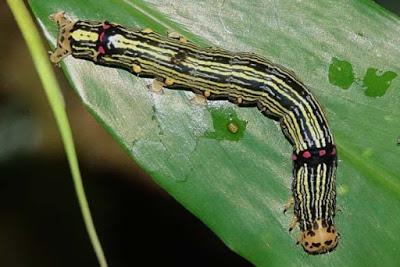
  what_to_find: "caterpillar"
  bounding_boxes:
[50,11,339,254]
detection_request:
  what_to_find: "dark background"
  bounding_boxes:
[0,1,398,266]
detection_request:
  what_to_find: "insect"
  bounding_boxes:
[50,11,339,254]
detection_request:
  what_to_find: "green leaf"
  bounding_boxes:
[29,0,400,266]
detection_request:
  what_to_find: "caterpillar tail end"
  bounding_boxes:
[298,220,339,255]
[48,11,74,64]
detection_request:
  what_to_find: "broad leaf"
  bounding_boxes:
[29,0,400,266]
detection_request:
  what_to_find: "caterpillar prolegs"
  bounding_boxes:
[50,12,339,254]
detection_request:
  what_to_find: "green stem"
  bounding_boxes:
[6,1,108,266]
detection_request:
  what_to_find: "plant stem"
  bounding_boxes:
[6,1,108,266]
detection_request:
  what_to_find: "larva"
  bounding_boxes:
[50,12,339,254]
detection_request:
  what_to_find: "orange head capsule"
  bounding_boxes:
[299,220,339,255]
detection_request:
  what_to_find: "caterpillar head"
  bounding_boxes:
[299,220,339,254]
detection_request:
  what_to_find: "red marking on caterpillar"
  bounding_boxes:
[98,46,105,54]
[99,32,105,42]
[302,151,312,159]
[319,149,326,157]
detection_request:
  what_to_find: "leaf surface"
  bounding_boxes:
[29,0,400,266]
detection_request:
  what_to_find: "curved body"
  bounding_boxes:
[50,12,339,254]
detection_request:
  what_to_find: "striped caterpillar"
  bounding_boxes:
[50,12,339,254]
